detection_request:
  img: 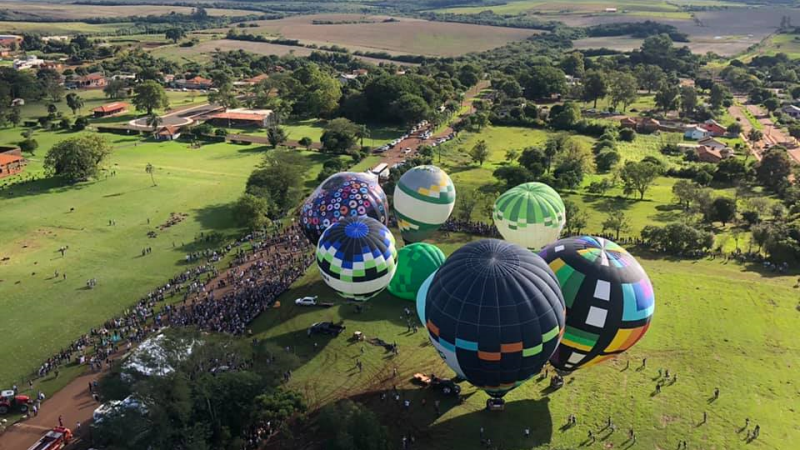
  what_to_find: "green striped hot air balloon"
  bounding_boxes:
[493,182,566,251]
[388,243,446,301]
[393,165,456,243]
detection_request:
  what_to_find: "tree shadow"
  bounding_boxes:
[1,175,97,200]
[193,202,239,231]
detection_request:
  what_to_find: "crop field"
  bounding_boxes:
[151,38,420,66]
[0,21,128,35]
[252,233,799,450]
[217,14,539,57]
[436,0,693,18]
[0,2,253,20]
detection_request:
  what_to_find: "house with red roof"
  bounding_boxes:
[0,152,25,178]
[93,102,129,118]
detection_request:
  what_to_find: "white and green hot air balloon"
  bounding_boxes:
[393,165,456,243]
[493,182,566,251]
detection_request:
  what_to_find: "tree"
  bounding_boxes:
[165,28,186,44]
[602,209,632,240]
[582,70,608,109]
[320,118,360,154]
[763,97,780,113]
[727,121,743,136]
[208,83,239,115]
[299,136,313,150]
[234,193,271,229]
[318,400,391,450]
[709,197,737,226]
[145,163,156,186]
[266,126,287,149]
[454,188,480,221]
[609,71,638,112]
[619,128,636,142]
[671,179,698,210]
[619,160,661,199]
[756,148,792,192]
[246,150,306,217]
[44,134,112,182]
[8,106,21,127]
[549,101,581,130]
[635,64,666,94]
[505,149,520,163]
[518,146,547,177]
[292,63,342,118]
[522,65,567,100]
[104,78,128,99]
[494,165,532,189]
[563,200,588,235]
[47,103,58,117]
[133,81,168,115]
[596,149,621,172]
[714,158,746,182]
[680,86,699,117]
[66,93,84,116]
[146,113,163,132]
[19,138,38,154]
[560,52,585,78]
[709,83,729,110]
[469,140,489,166]
[655,82,680,114]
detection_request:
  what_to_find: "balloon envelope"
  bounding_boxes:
[393,165,455,243]
[493,182,566,251]
[301,172,389,244]
[422,239,566,398]
[388,243,446,301]
[316,216,397,301]
[539,236,655,372]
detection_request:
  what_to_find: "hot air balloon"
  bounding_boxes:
[493,182,566,251]
[393,165,455,243]
[421,239,566,400]
[416,271,435,326]
[301,172,389,244]
[539,236,655,372]
[388,243,446,301]
[316,216,397,301]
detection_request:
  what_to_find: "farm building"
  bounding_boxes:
[13,55,44,70]
[698,137,730,152]
[206,108,273,128]
[781,105,800,119]
[155,125,182,141]
[93,102,129,118]
[178,76,213,90]
[0,152,25,178]
[620,117,662,133]
[0,34,21,47]
[69,73,107,89]
[236,74,269,86]
[703,119,727,137]
[695,145,728,164]
[684,125,711,140]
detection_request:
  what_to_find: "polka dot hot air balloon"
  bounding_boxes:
[301,172,389,244]
[393,165,456,243]
[493,182,566,251]
[316,216,397,301]
[539,236,655,372]
[421,239,566,399]
[388,243,446,301]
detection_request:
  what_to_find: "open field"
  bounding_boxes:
[217,14,539,57]
[0,21,128,35]
[0,2,253,20]
[739,33,800,61]
[252,230,800,449]
[151,38,419,66]
[437,0,693,18]
[573,34,759,57]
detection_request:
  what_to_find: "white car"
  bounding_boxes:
[295,296,318,306]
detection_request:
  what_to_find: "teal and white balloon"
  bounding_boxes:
[493,182,566,251]
[393,165,456,243]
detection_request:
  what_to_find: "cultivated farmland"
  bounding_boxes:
[0,2,254,20]
[218,14,539,57]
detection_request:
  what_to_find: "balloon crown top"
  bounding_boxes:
[343,219,370,239]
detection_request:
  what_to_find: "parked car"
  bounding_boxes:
[295,296,318,306]
[308,321,346,337]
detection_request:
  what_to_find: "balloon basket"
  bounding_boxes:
[486,398,506,412]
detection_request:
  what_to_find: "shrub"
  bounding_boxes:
[20,138,39,153]
[619,128,636,142]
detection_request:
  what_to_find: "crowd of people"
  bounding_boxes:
[26,223,313,390]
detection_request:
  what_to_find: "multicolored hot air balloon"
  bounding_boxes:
[301,172,389,244]
[539,236,655,372]
[393,165,456,243]
[421,239,566,398]
[493,182,566,251]
[388,243,446,301]
[316,216,397,301]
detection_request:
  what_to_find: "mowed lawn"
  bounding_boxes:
[0,129,337,387]
[252,232,800,449]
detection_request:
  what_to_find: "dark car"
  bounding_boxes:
[308,321,345,337]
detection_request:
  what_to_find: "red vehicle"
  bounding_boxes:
[27,427,72,450]
[0,389,31,414]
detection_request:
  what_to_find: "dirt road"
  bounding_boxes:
[0,370,101,450]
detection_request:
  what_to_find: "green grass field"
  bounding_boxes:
[435,0,692,19]
[0,21,130,35]
[252,231,800,449]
